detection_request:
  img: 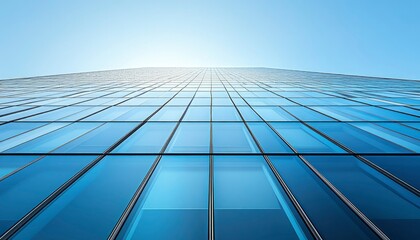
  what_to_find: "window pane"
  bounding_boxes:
[183,106,210,121]
[5,123,101,153]
[247,122,292,153]
[212,123,259,153]
[309,122,414,153]
[0,155,96,235]
[0,155,40,179]
[362,155,420,190]
[13,156,156,240]
[214,156,311,240]
[112,122,176,153]
[117,156,209,240]
[150,106,186,121]
[0,122,45,142]
[54,122,137,153]
[304,155,420,239]
[270,156,378,239]
[253,107,296,121]
[166,123,210,153]
[212,107,241,121]
[270,122,345,153]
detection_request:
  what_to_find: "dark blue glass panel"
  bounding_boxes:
[165,122,210,153]
[247,122,292,153]
[270,156,379,239]
[212,123,259,153]
[0,155,39,179]
[214,156,312,240]
[54,122,137,153]
[112,122,177,153]
[13,156,156,240]
[304,155,420,239]
[363,155,420,190]
[117,156,209,240]
[309,122,414,153]
[0,155,96,235]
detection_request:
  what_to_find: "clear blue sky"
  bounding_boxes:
[1,0,419,80]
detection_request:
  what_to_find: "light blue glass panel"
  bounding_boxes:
[165,123,210,153]
[21,106,91,121]
[363,155,420,190]
[0,155,39,179]
[212,107,241,121]
[375,122,420,140]
[0,106,58,121]
[117,156,209,240]
[5,123,101,153]
[309,122,413,153]
[237,106,262,121]
[351,123,420,152]
[149,106,186,121]
[247,122,292,153]
[0,123,69,152]
[191,98,211,106]
[212,123,259,153]
[212,98,233,106]
[0,155,96,235]
[112,122,176,153]
[183,106,210,121]
[13,156,156,240]
[214,156,312,240]
[305,155,420,239]
[83,106,157,121]
[0,122,45,142]
[270,122,345,153]
[283,106,334,121]
[54,122,137,153]
[253,107,296,121]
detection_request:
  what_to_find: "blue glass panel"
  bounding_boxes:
[183,106,210,121]
[351,123,420,152]
[149,106,186,121]
[253,107,296,121]
[54,122,137,153]
[212,98,233,106]
[83,106,157,121]
[0,155,39,179]
[0,122,45,142]
[165,123,210,153]
[112,122,176,153]
[212,123,259,153]
[270,156,379,239]
[0,155,96,235]
[375,122,420,140]
[117,156,209,240]
[309,122,413,153]
[212,107,241,121]
[0,106,59,122]
[237,106,262,121]
[5,123,101,153]
[304,155,420,239]
[283,106,334,121]
[13,156,156,240]
[363,155,420,190]
[247,122,292,153]
[270,122,345,153]
[214,156,312,240]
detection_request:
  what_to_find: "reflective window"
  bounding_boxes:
[214,156,312,240]
[117,156,209,240]
[0,155,40,179]
[150,106,186,121]
[253,107,296,121]
[247,122,292,153]
[0,155,96,235]
[13,156,155,240]
[212,123,259,153]
[270,156,379,239]
[270,122,345,153]
[113,122,177,153]
[183,106,210,121]
[212,107,241,121]
[304,155,420,239]
[166,123,210,153]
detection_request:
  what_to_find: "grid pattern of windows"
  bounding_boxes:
[0,68,419,239]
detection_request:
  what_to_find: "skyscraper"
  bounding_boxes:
[0,68,418,239]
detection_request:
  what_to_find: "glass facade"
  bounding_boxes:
[0,68,418,239]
